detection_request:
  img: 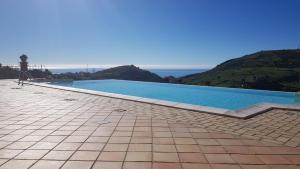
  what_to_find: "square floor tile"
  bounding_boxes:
[15,149,49,159]
[205,154,235,164]
[29,142,58,150]
[257,155,292,165]
[0,159,36,169]
[61,161,93,169]
[128,144,151,152]
[30,160,65,169]
[176,145,201,152]
[153,144,177,152]
[54,142,81,150]
[92,162,122,169]
[97,152,126,161]
[231,154,264,164]
[179,153,207,163]
[104,144,128,152]
[43,150,74,160]
[125,152,152,161]
[70,151,100,160]
[79,143,105,151]
[152,163,182,169]
[123,162,151,169]
[182,163,211,169]
[153,152,180,162]
[5,142,36,150]
[153,138,174,145]
[108,137,131,143]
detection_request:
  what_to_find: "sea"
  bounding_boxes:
[49,68,207,78]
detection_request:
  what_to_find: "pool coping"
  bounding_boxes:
[26,81,300,119]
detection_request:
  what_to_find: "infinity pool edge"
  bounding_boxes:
[26,81,300,119]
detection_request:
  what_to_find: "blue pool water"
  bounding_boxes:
[52,80,300,110]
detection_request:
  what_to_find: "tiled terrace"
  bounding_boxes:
[0,79,299,169]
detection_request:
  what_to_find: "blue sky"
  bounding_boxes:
[0,0,300,69]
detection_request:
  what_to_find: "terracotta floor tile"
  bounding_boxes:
[29,142,58,150]
[240,165,271,169]
[19,135,44,142]
[217,139,244,146]
[179,153,207,163]
[70,151,100,160]
[152,163,182,169]
[130,138,152,144]
[15,149,49,160]
[153,144,177,152]
[153,132,172,138]
[200,146,226,154]
[210,164,241,169]
[41,136,66,142]
[86,136,109,143]
[92,162,122,169]
[152,127,170,132]
[30,160,65,169]
[133,131,152,137]
[54,142,81,150]
[98,152,126,161]
[176,145,201,152]
[125,152,152,161]
[61,161,93,169]
[283,155,300,164]
[5,142,36,150]
[205,154,235,164]
[153,138,174,145]
[112,131,132,137]
[174,138,196,145]
[248,147,273,155]
[267,165,299,169]
[104,144,128,152]
[0,159,36,169]
[64,136,88,143]
[224,146,253,154]
[123,162,151,169]
[189,128,208,133]
[128,144,152,151]
[172,132,192,138]
[0,149,23,158]
[182,163,211,169]
[79,143,105,151]
[134,127,151,132]
[196,139,219,146]
[270,147,300,155]
[43,150,74,160]
[153,152,179,162]
[231,154,264,164]
[257,155,292,165]
[109,137,131,143]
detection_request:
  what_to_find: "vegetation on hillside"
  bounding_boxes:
[177,49,300,91]
[0,64,52,79]
[0,64,164,82]
[1,49,300,92]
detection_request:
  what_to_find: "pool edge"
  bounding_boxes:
[26,81,300,119]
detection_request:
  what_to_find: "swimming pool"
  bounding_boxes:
[51,80,300,110]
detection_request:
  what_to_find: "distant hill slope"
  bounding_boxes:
[178,49,300,91]
[92,65,164,82]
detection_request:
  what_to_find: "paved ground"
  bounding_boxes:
[0,80,299,169]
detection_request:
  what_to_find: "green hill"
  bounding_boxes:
[178,49,300,91]
[92,65,164,82]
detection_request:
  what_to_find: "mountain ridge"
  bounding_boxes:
[177,49,300,91]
